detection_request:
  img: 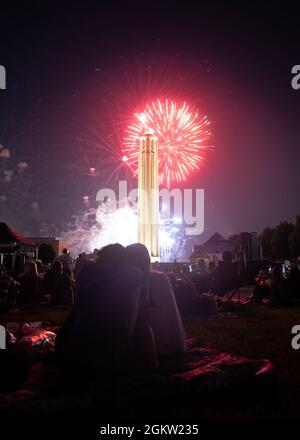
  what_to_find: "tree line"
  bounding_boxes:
[228,216,300,260]
[260,216,300,260]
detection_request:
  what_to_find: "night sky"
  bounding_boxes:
[0,1,299,241]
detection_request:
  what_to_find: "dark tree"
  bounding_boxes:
[228,234,241,253]
[260,227,275,259]
[271,221,294,260]
[228,233,241,245]
[38,243,56,264]
[289,215,300,258]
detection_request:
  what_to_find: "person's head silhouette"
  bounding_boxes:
[125,243,151,275]
[52,260,63,274]
[96,243,125,272]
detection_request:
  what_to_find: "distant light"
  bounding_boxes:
[89,167,96,174]
[18,161,29,170]
[122,155,128,162]
[0,148,10,159]
[31,201,39,209]
[3,170,13,182]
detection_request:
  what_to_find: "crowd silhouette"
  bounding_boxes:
[1,244,300,381]
[252,264,300,305]
[1,246,300,314]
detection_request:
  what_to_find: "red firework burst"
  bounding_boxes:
[122,99,212,187]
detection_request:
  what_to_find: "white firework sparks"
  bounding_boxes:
[63,199,183,260]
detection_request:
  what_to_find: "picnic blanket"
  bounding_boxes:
[0,330,274,415]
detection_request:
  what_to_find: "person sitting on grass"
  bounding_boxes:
[43,260,63,302]
[55,244,150,377]
[250,270,270,303]
[54,266,74,305]
[268,266,289,306]
[286,266,300,302]
[125,243,187,373]
[0,264,18,311]
[168,270,195,314]
[209,251,240,298]
[18,261,41,303]
[74,252,88,280]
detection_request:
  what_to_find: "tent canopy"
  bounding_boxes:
[193,233,234,255]
[0,222,36,248]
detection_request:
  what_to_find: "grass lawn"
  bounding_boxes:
[1,300,300,420]
[184,305,300,420]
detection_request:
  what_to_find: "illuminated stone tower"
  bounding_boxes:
[138,133,160,260]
